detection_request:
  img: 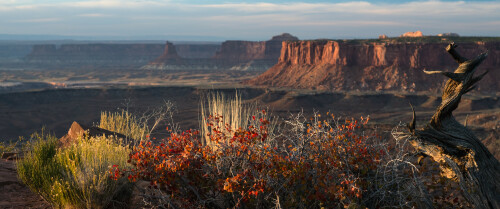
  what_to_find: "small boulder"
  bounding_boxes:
[58,121,128,148]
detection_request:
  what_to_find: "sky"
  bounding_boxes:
[0,0,499,41]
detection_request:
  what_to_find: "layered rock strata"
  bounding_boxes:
[245,40,500,93]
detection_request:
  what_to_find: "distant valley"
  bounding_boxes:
[0,33,498,158]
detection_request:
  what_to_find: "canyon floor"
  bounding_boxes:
[0,68,499,208]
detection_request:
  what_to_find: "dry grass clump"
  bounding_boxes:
[99,110,149,143]
[0,137,22,156]
[200,91,261,147]
[99,101,177,145]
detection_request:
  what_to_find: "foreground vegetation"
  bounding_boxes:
[16,92,469,208]
[17,131,132,208]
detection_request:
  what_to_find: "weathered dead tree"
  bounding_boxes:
[406,43,500,209]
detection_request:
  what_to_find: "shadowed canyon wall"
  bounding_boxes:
[25,44,166,68]
[0,44,33,59]
[175,44,221,59]
[245,40,500,93]
[142,33,299,71]
[21,34,298,70]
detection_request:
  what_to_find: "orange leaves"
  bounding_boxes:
[110,112,384,207]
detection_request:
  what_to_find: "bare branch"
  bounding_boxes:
[446,42,468,64]
[407,43,500,209]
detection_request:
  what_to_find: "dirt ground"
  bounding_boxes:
[0,157,51,209]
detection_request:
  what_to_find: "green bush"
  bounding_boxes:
[17,131,132,209]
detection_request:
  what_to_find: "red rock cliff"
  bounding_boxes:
[246,40,499,92]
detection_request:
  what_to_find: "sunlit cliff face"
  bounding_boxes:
[248,41,498,92]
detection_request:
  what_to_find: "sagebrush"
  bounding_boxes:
[17,131,132,209]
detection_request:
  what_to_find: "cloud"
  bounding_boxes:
[0,0,499,39]
[68,0,169,8]
[12,18,61,23]
[77,13,112,17]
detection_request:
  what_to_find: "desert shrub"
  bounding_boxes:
[17,131,60,202]
[111,93,463,208]
[116,110,407,208]
[366,125,432,208]
[17,131,132,209]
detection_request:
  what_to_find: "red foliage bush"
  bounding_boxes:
[111,111,431,208]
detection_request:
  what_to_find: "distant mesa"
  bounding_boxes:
[245,40,499,93]
[378,34,388,39]
[25,43,165,69]
[400,31,424,37]
[141,33,299,71]
[269,33,299,42]
[21,33,298,70]
[437,33,460,37]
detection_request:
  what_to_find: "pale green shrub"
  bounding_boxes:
[17,132,132,209]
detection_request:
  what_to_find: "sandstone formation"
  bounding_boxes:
[142,33,299,71]
[400,31,424,37]
[59,121,127,148]
[379,34,388,39]
[142,42,185,69]
[245,40,500,93]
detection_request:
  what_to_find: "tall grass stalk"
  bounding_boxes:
[200,91,258,147]
[17,132,132,209]
[99,110,149,144]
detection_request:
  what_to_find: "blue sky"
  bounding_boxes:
[0,0,499,41]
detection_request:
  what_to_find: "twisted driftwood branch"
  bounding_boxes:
[408,43,500,209]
